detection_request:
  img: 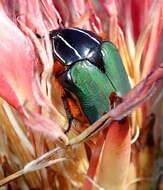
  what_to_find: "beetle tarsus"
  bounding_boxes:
[64,117,78,134]
[62,92,77,133]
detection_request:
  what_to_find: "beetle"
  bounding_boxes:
[50,28,131,130]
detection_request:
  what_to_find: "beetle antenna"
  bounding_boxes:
[35,33,43,39]
[57,18,65,29]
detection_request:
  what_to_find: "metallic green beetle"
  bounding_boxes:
[50,28,131,124]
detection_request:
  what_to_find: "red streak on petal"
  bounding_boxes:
[52,0,70,24]
[142,3,163,78]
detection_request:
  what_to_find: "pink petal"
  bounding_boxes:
[0,9,36,113]
[83,134,106,190]
[23,111,68,144]
[100,0,118,16]
[97,120,131,190]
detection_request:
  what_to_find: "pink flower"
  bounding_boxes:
[0,0,162,189]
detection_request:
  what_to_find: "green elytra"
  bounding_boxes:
[62,42,131,123]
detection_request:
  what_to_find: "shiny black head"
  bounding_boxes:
[49,28,105,72]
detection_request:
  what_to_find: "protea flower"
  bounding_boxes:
[0,0,162,190]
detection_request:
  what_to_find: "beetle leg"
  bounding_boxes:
[65,117,77,134]
[35,33,43,39]
[109,92,123,109]
[62,91,78,133]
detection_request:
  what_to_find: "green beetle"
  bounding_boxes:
[50,28,131,128]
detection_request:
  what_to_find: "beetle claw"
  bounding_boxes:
[64,117,78,134]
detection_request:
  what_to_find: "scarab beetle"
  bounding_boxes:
[50,28,131,128]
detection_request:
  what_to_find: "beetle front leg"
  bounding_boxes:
[62,91,78,133]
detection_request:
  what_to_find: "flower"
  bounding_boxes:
[0,0,162,190]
